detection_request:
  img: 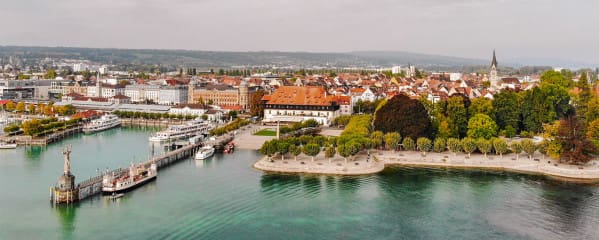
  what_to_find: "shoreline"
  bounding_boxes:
[253,150,599,183]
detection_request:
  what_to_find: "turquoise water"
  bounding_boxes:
[0,127,597,240]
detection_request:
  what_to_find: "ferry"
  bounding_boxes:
[102,163,157,193]
[83,114,121,133]
[149,120,212,142]
[194,145,215,160]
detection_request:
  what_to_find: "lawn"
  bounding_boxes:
[254,129,277,136]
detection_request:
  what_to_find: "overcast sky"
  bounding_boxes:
[1,0,598,65]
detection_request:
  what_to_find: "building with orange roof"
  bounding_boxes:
[262,86,341,126]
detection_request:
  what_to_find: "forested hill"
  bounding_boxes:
[0,46,487,69]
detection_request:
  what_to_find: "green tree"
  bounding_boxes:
[417,137,432,155]
[402,137,415,151]
[277,141,290,160]
[302,143,320,162]
[433,138,446,152]
[540,70,571,88]
[44,68,57,79]
[587,118,599,149]
[446,95,469,138]
[21,119,41,136]
[511,142,523,160]
[384,132,401,150]
[461,137,477,158]
[492,138,508,159]
[260,140,278,161]
[337,144,350,162]
[574,72,591,122]
[325,145,336,163]
[347,141,362,161]
[521,139,536,160]
[492,90,521,133]
[374,95,432,139]
[371,131,384,149]
[289,144,302,161]
[447,138,462,155]
[477,138,492,159]
[467,113,498,139]
[469,98,494,118]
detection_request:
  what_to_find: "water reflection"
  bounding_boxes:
[539,181,597,237]
[24,146,46,160]
[54,205,77,240]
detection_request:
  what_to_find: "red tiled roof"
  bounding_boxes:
[265,86,334,106]
[0,100,13,105]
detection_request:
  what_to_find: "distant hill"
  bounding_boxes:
[1,45,591,71]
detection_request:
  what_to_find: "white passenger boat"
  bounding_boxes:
[83,114,121,133]
[102,163,157,193]
[0,143,17,149]
[149,120,212,142]
[194,145,215,160]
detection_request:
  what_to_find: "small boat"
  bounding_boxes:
[102,163,157,194]
[195,145,215,160]
[109,193,125,200]
[0,143,17,149]
[223,142,235,154]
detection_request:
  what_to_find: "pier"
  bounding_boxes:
[50,134,236,205]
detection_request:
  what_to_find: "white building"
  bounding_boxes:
[391,66,402,75]
[449,73,462,81]
[262,86,340,126]
[124,84,160,103]
[73,63,88,72]
[158,86,188,105]
[99,65,108,74]
[169,104,207,116]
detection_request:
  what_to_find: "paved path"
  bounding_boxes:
[254,152,385,176]
[233,125,277,150]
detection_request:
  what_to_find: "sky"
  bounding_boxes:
[0,0,598,65]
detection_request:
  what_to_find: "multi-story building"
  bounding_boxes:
[262,86,341,126]
[188,80,250,110]
[124,84,160,103]
[159,85,188,105]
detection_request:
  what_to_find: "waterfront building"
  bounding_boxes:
[169,103,207,116]
[124,84,161,103]
[188,79,250,110]
[262,86,340,126]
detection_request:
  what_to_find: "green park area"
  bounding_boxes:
[254,129,277,136]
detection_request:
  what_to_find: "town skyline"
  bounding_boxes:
[1,0,598,66]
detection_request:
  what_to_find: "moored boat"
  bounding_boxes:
[83,114,121,133]
[149,120,212,142]
[0,143,17,149]
[102,163,157,193]
[223,142,235,153]
[195,145,215,160]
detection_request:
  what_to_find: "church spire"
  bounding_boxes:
[491,49,498,68]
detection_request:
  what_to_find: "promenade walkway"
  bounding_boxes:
[254,149,599,182]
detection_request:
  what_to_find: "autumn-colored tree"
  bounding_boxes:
[402,137,415,151]
[260,140,278,161]
[325,146,336,163]
[477,138,492,159]
[521,139,537,160]
[557,115,597,165]
[27,104,36,114]
[249,89,266,117]
[417,137,432,155]
[302,143,320,162]
[374,94,432,139]
[447,138,462,155]
[461,138,477,158]
[511,142,523,160]
[433,138,446,153]
[370,131,384,149]
[277,141,290,160]
[289,145,302,161]
[384,132,401,151]
[15,102,26,113]
[492,138,508,159]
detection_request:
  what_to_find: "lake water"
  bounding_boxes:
[0,127,597,240]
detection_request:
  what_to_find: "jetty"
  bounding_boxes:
[50,134,233,205]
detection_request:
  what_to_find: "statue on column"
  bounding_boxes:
[63,145,72,175]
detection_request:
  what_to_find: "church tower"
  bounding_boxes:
[490,50,498,87]
[239,78,249,110]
